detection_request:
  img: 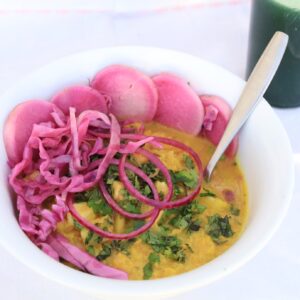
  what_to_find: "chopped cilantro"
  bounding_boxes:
[143,185,152,196]
[104,165,119,185]
[172,183,185,199]
[111,240,133,256]
[73,219,83,230]
[89,154,101,162]
[132,220,146,230]
[141,162,164,181]
[170,215,189,229]
[170,169,198,189]
[158,191,165,200]
[85,230,94,245]
[149,252,160,264]
[143,252,160,280]
[185,243,194,253]
[158,198,205,233]
[87,245,95,255]
[141,231,186,262]
[125,219,146,233]
[96,244,112,261]
[86,187,113,216]
[143,262,153,280]
[230,205,240,216]
[200,188,216,198]
[127,169,153,198]
[120,189,142,214]
[205,214,234,244]
[187,220,201,232]
[74,192,86,203]
[183,154,195,169]
[96,240,134,261]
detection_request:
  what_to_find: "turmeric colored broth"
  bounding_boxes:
[56,122,248,280]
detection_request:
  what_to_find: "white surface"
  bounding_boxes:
[0,1,299,299]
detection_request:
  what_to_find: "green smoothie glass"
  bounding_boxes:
[247,0,300,107]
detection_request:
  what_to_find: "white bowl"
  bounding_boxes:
[0,47,294,299]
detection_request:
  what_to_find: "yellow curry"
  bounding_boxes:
[56,122,248,280]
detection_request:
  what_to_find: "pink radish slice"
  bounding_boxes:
[91,65,158,122]
[200,95,238,157]
[152,73,204,135]
[4,100,55,164]
[51,85,108,115]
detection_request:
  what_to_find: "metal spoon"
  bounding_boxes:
[205,31,289,181]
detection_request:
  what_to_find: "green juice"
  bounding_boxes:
[247,0,300,107]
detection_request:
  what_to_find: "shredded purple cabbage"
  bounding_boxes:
[9,105,129,280]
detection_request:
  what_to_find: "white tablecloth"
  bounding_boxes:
[0,1,299,299]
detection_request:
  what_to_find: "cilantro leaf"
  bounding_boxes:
[104,165,119,185]
[158,198,205,233]
[230,205,240,216]
[170,169,199,189]
[85,230,94,245]
[74,192,86,203]
[205,214,234,244]
[96,244,112,261]
[149,252,160,264]
[183,154,195,169]
[86,187,113,216]
[120,189,142,214]
[141,231,186,262]
[141,162,164,181]
[200,188,216,198]
[143,252,160,280]
[143,262,153,280]
[73,218,83,230]
[187,220,201,232]
[87,245,95,255]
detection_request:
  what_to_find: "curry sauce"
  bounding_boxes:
[56,122,248,280]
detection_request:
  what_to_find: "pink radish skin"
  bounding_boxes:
[91,65,158,122]
[4,100,55,164]
[152,73,204,135]
[200,95,238,158]
[51,86,108,115]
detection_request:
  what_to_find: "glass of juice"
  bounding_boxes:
[247,0,300,107]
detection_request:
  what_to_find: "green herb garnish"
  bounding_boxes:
[141,231,186,262]
[230,205,240,216]
[85,230,94,245]
[89,154,101,162]
[141,162,164,181]
[205,214,233,244]
[96,244,112,261]
[127,169,153,197]
[170,169,198,189]
[87,245,95,255]
[158,198,206,233]
[187,219,201,233]
[120,189,142,214]
[73,219,83,230]
[104,165,119,185]
[96,240,134,261]
[183,154,195,169]
[74,192,86,203]
[86,187,113,216]
[111,240,133,256]
[143,252,160,280]
[200,188,216,198]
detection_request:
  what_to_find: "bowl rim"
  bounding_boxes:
[0,46,295,298]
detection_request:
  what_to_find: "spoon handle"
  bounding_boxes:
[205,31,289,180]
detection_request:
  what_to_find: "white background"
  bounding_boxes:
[0,1,299,299]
